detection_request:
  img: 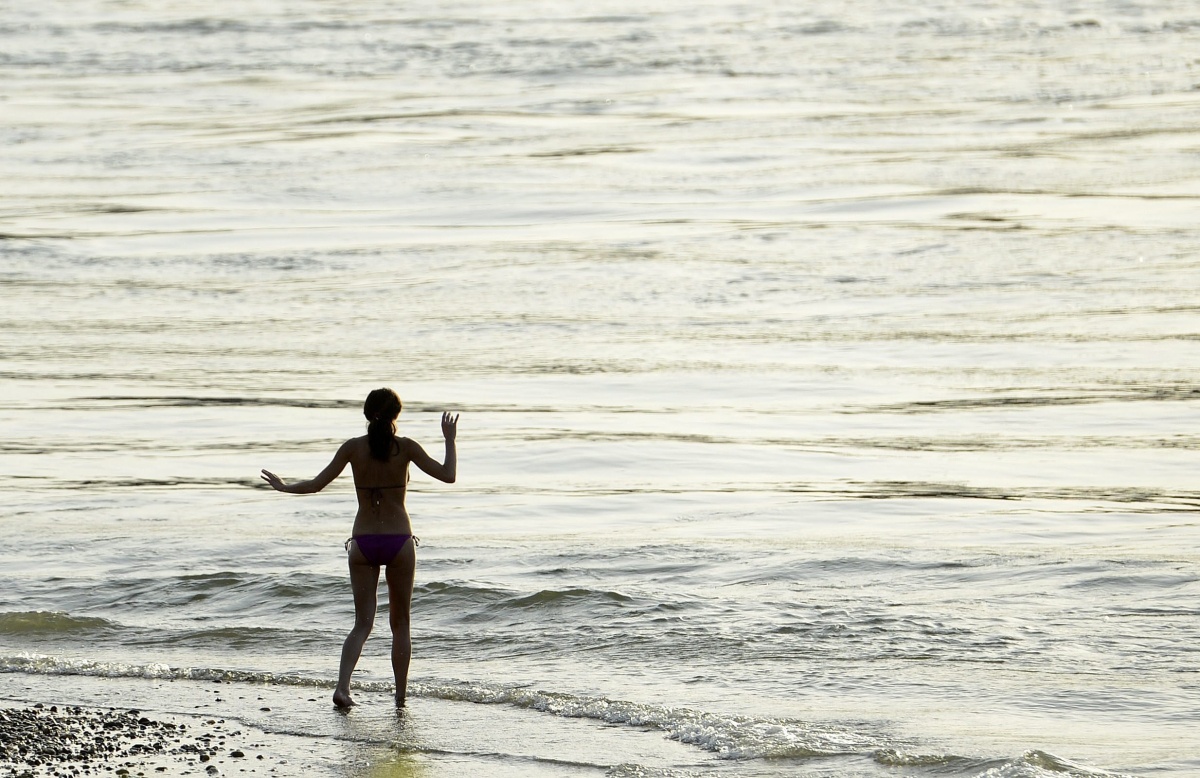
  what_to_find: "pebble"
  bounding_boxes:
[0,705,251,777]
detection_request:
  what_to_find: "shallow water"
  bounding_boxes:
[3,1,1200,776]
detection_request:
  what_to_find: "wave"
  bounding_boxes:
[6,472,1198,510]
[6,431,1199,457]
[605,767,705,778]
[796,481,1200,508]
[3,655,873,760]
[1,654,331,689]
[411,679,883,760]
[420,581,636,604]
[40,395,611,415]
[974,750,1137,778]
[873,748,1136,777]
[0,613,333,654]
[137,626,333,651]
[0,611,117,636]
[507,588,634,608]
[2,655,1139,775]
[31,570,341,612]
[75,395,356,409]
[863,386,1200,414]
[15,576,663,636]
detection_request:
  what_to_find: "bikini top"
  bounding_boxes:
[356,484,405,508]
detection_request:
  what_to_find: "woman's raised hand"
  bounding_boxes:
[441,412,459,441]
[260,469,287,491]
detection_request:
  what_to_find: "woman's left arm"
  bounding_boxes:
[405,412,458,484]
[261,439,354,494]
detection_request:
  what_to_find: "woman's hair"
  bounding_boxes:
[363,388,402,462]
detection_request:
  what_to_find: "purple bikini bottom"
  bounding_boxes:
[350,534,414,566]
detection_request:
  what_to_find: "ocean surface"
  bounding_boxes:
[2,0,1199,775]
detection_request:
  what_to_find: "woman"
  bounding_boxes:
[260,388,457,708]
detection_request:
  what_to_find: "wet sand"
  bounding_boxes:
[2,670,683,778]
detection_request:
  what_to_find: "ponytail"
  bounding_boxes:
[363,388,402,462]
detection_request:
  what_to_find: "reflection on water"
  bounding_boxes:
[339,707,426,778]
[349,741,428,778]
[2,1,1200,777]
[359,753,427,778]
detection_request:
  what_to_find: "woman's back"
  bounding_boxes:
[347,435,413,534]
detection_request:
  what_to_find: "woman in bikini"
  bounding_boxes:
[260,388,457,708]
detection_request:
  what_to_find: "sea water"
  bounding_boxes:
[2,0,1199,775]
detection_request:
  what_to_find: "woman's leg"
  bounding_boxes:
[334,542,380,708]
[385,539,417,705]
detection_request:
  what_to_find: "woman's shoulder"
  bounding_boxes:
[338,435,371,457]
[394,436,422,455]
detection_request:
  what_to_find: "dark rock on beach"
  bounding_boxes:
[0,705,257,777]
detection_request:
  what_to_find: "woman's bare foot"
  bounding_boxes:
[395,694,406,707]
[333,689,355,708]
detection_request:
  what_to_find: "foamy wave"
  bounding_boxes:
[9,656,1112,775]
[408,679,880,760]
[978,750,1138,778]
[4,655,881,761]
[872,746,1136,777]
[872,747,972,768]
[0,654,330,688]
[606,765,704,778]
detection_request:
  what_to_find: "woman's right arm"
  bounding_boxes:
[261,439,354,494]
